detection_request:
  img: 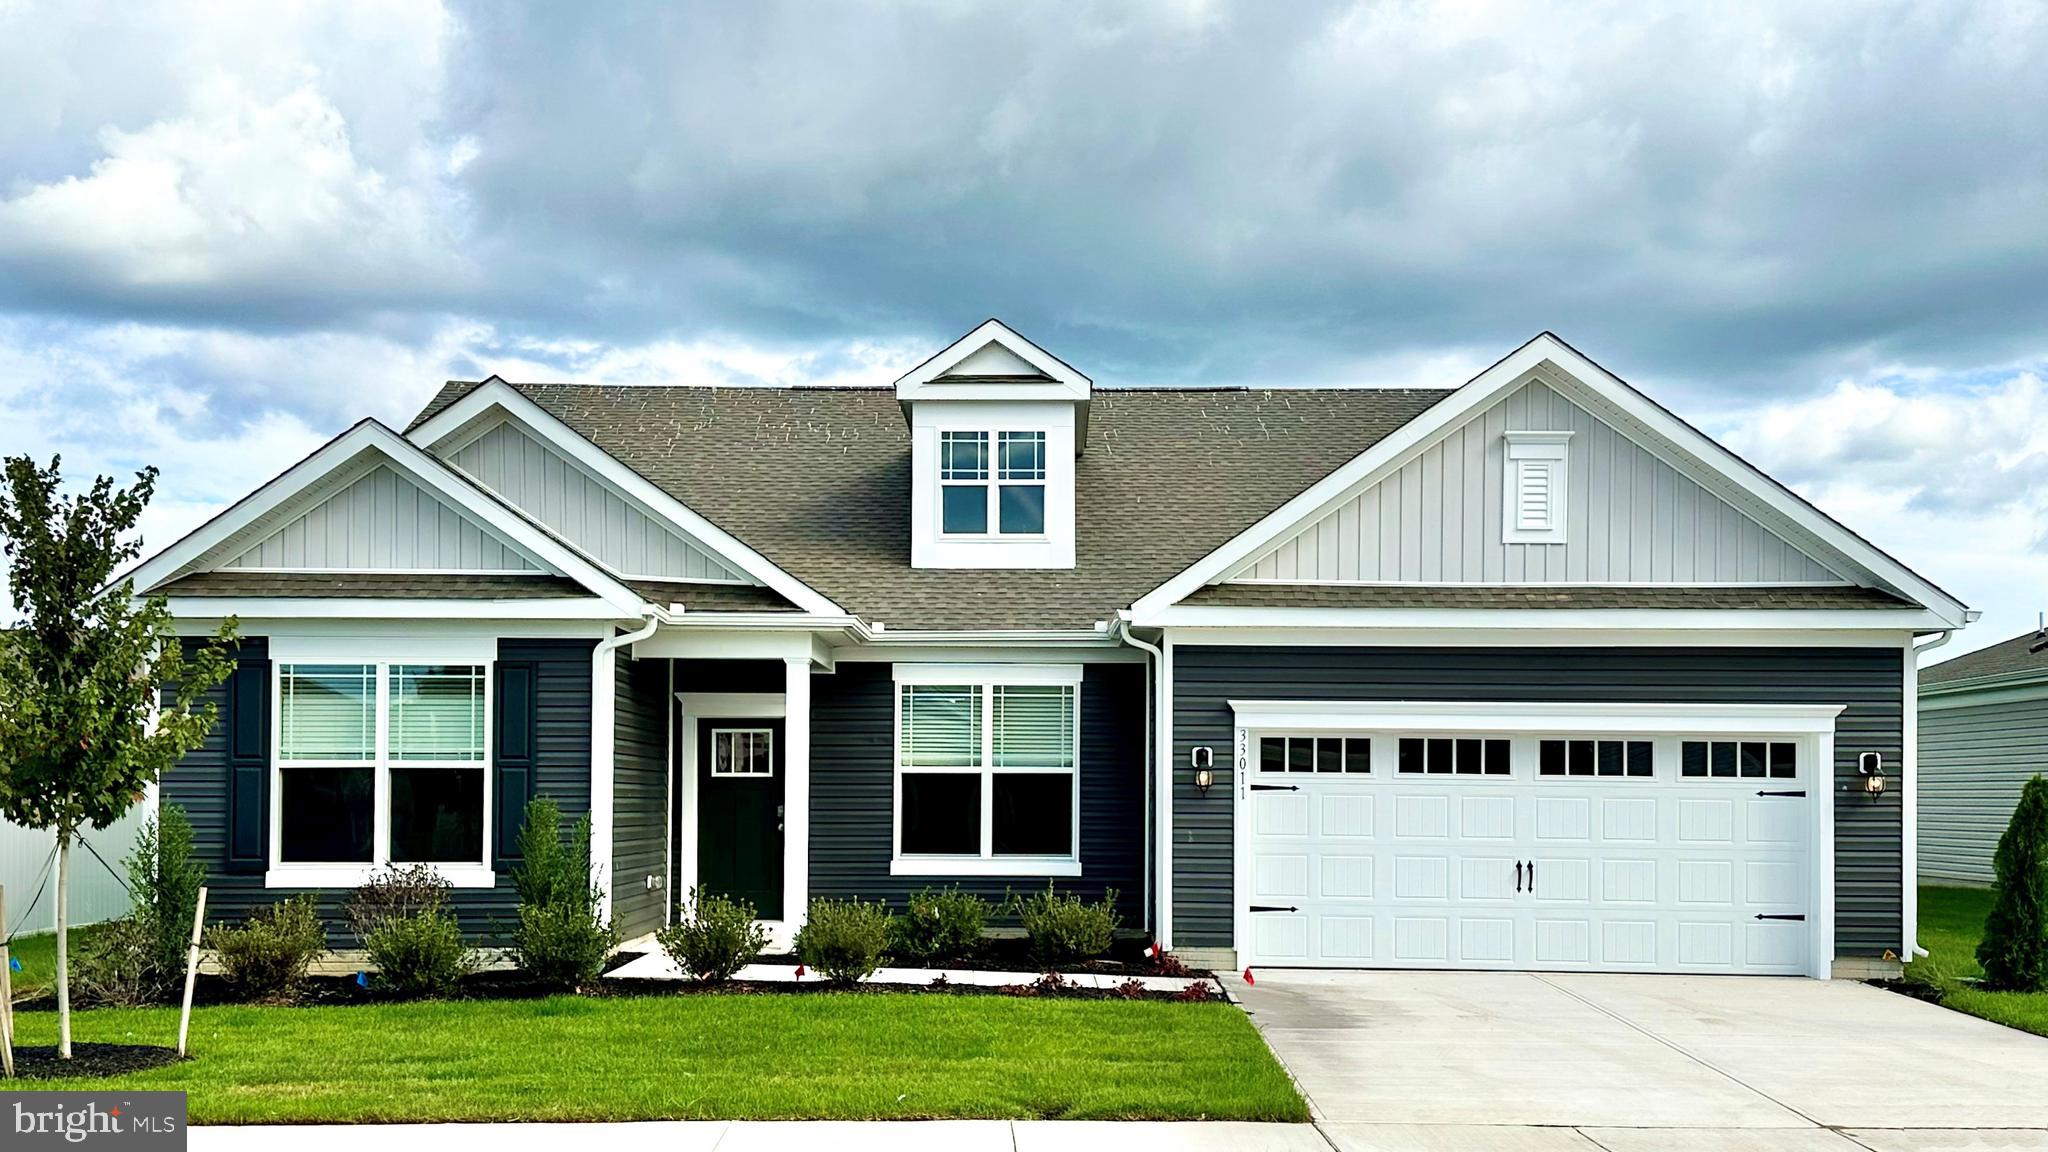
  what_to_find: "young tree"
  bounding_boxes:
[0,456,234,1057]
[1979,774,2048,991]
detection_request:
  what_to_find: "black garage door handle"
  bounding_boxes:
[1757,790,1807,797]
[1755,913,1807,921]
[1249,905,1299,913]
[1250,784,1299,792]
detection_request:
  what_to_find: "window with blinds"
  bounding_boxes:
[274,661,487,870]
[898,678,1079,862]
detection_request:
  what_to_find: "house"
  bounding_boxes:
[128,324,1974,979]
[1917,627,2048,885]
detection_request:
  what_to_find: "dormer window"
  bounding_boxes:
[1503,430,1571,544]
[940,431,1046,536]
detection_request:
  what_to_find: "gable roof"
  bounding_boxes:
[1922,629,2048,688]
[1127,332,1971,627]
[410,382,1450,629]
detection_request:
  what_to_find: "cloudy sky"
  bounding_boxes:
[2,0,2043,657]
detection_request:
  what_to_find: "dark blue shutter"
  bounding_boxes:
[495,660,537,867]
[225,654,270,873]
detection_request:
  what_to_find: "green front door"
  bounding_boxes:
[697,719,784,920]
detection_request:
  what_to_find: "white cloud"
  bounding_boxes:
[1714,369,2048,657]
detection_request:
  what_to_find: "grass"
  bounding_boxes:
[6,991,1308,1124]
[5,924,103,1001]
[1903,884,2048,1038]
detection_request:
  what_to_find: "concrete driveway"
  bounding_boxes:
[1227,969,2048,1151]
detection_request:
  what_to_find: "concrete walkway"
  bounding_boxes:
[1229,969,2048,1150]
[193,1121,1329,1150]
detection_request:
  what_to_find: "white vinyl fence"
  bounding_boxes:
[1,798,151,939]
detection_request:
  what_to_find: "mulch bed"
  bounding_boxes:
[10,1043,182,1079]
[752,937,1212,979]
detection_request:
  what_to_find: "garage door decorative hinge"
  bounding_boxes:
[1754,913,1807,921]
[1249,783,1299,792]
[1249,905,1299,913]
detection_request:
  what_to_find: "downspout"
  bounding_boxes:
[1114,618,1163,944]
[1904,627,1956,960]
[591,613,660,926]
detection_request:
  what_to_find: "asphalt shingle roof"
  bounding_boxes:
[1922,629,2048,687]
[413,382,1455,629]
[154,571,587,599]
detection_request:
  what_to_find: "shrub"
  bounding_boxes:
[1011,884,1120,967]
[1980,774,2048,991]
[511,797,618,988]
[73,917,156,1006]
[123,805,208,1001]
[794,897,891,986]
[346,863,454,944]
[204,895,325,1002]
[888,886,989,964]
[363,907,476,999]
[657,888,768,984]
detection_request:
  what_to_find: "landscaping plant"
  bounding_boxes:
[0,455,237,1056]
[349,865,477,998]
[204,895,326,1002]
[511,796,618,988]
[657,887,768,984]
[1979,774,2048,991]
[888,885,988,965]
[71,915,156,1006]
[1011,884,1120,967]
[126,805,208,999]
[794,897,891,986]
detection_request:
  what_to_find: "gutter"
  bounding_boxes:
[1904,627,1958,961]
[1112,618,1164,944]
[590,613,660,925]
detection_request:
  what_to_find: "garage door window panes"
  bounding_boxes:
[1397,737,1508,775]
[1259,736,1369,774]
[1681,740,1796,779]
[1539,739,1652,778]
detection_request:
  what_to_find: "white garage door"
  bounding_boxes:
[1243,729,1817,974]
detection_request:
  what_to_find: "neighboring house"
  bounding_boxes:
[126,324,1973,980]
[0,808,148,934]
[1918,627,2048,885]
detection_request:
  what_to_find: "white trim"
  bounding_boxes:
[1127,333,1969,627]
[890,857,1083,878]
[1136,606,1952,631]
[1159,625,1921,649]
[224,566,544,577]
[163,597,629,620]
[1225,699,1847,733]
[1503,430,1571,545]
[124,419,646,618]
[893,318,1092,401]
[1221,578,1860,589]
[782,656,812,934]
[1901,636,1917,961]
[675,691,789,940]
[1159,634,1176,950]
[892,663,1085,686]
[1227,698,1839,979]
[407,383,845,618]
[265,864,496,890]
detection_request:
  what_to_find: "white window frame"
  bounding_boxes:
[1503,430,1572,544]
[709,727,776,778]
[267,657,495,889]
[937,429,1049,540]
[890,663,1082,877]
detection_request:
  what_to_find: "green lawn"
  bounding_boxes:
[4,926,98,1001]
[7,992,1307,1124]
[1905,884,2048,1038]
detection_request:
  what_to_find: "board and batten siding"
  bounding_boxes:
[448,420,749,582]
[1919,693,2048,885]
[162,636,595,942]
[611,652,670,939]
[1238,380,1841,585]
[226,464,538,571]
[808,661,1146,925]
[1170,645,1904,957]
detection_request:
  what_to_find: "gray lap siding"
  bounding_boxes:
[809,661,1146,926]
[162,636,595,942]
[1169,644,1904,956]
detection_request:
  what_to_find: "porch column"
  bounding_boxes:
[783,656,811,931]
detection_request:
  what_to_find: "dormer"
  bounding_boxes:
[898,320,1088,570]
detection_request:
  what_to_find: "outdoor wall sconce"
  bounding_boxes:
[1859,751,1886,797]
[1192,746,1215,795]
